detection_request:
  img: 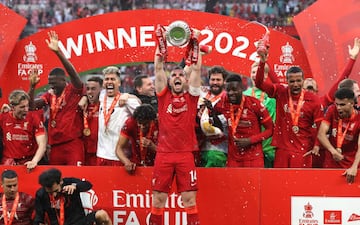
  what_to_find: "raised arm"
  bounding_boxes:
[325,37,360,103]
[187,48,202,89]
[154,44,168,94]
[46,31,83,89]
[28,70,46,109]
[254,40,276,96]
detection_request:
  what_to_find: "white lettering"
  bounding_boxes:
[113,210,186,225]
[17,63,44,79]
[117,27,136,48]
[85,33,94,54]
[125,211,140,225]
[95,30,115,51]
[215,32,233,54]
[140,26,155,47]
[113,210,126,224]
[59,26,264,63]
[59,35,83,58]
[113,190,183,209]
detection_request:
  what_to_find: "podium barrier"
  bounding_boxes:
[3,166,359,225]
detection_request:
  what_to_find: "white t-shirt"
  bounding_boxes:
[96,91,140,160]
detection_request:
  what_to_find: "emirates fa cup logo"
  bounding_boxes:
[23,41,38,63]
[280,42,294,64]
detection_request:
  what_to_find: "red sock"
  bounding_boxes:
[185,205,200,225]
[149,207,164,225]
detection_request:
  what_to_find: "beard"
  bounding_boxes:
[210,85,223,95]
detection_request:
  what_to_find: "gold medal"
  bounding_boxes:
[292,125,299,134]
[50,120,56,128]
[83,128,91,136]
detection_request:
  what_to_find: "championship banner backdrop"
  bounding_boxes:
[293,0,360,96]
[0,3,26,79]
[0,9,310,104]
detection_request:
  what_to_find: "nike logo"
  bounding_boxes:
[5,123,12,126]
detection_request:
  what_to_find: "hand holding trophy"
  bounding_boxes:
[155,21,211,66]
[165,20,192,47]
[256,26,270,62]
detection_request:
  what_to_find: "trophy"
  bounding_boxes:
[165,20,192,47]
[257,30,270,55]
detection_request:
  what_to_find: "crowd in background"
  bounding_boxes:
[0,0,316,39]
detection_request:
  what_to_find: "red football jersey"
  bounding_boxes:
[322,105,360,168]
[0,192,35,225]
[0,111,45,158]
[156,87,199,153]
[256,76,323,153]
[83,102,100,154]
[121,117,158,165]
[216,95,273,161]
[41,84,84,145]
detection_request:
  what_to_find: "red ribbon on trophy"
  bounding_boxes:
[155,24,168,62]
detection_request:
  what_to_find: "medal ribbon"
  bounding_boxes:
[49,194,64,225]
[138,121,155,165]
[50,87,67,121]
[251,88,265,103]
[155,24,167,62]
[230,96,245,135]
[288,89,304,127]
[205,91,224,103]
[103,93,121,131]
[2,193,19,225]
[336,111,355,148]
[83,104,99,131]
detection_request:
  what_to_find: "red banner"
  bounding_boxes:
[3,166,359,225]
[0,9,310,105]
[0,3,26,79]
[293,0,360,96]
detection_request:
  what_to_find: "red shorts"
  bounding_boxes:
[274,148,312,168]
[85,153,97,166]
[49,138,84,166]
[96,157,124,166]
[152,152,198,193]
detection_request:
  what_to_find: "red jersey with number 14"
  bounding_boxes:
[156,87,199,153]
